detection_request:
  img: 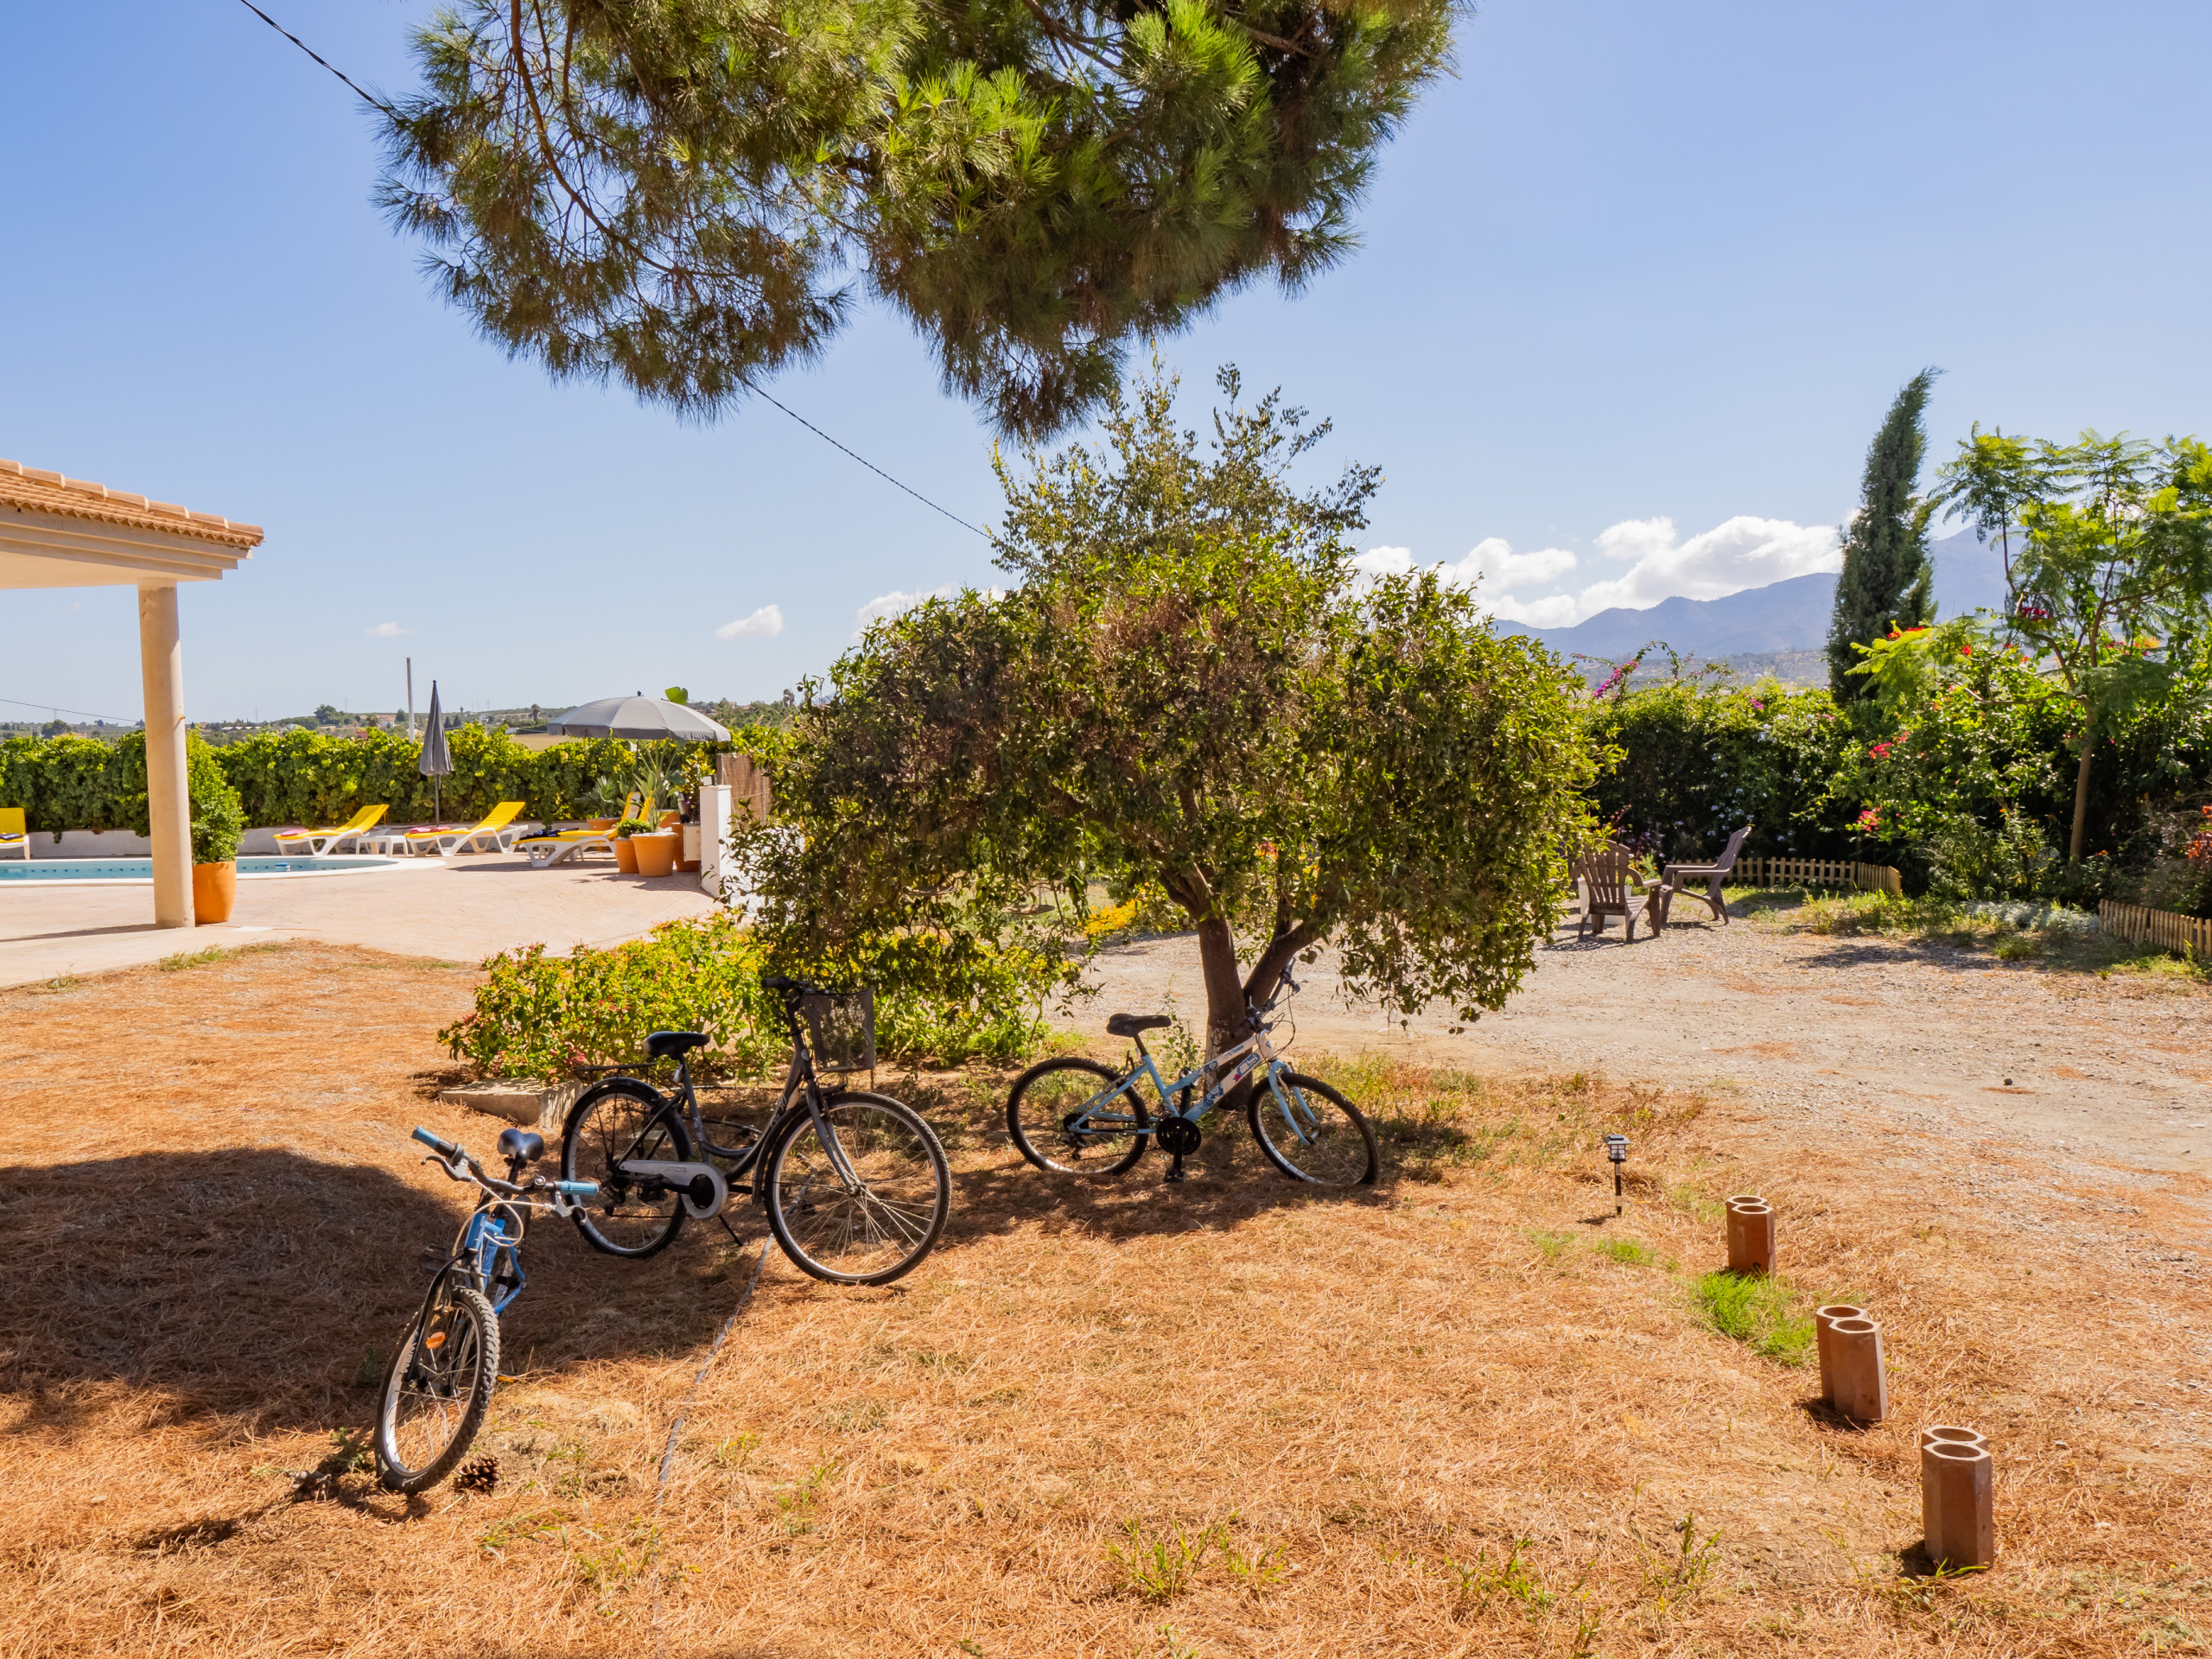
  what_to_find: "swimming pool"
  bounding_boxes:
[0,855,403,883]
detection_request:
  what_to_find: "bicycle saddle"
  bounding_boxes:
[645,1030,711,1058]
[1106,1013,1172,1037]
[498,1128,544,1164]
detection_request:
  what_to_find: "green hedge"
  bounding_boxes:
[439,912,1056,1079]
[0,726,767,832]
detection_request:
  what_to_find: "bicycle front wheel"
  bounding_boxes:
[561,1078,693,1258]
[374,1284,499,1494]
[1248,1071,1378,1187]
[766,1091,950,1286]
[1006,1057,1150,1177]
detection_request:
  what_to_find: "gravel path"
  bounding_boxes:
[1075,907,2212,1174]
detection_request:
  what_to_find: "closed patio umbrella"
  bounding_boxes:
[419,680,452,819]
[546,693,731,741]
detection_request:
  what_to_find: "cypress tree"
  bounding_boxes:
[1827,369,1942,698]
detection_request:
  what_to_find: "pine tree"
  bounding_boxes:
[1827,369,1941,698]
[377,0,1455,440]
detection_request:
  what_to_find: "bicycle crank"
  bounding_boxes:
[1154,1116,1201,1158]
[616,1160,728,1218]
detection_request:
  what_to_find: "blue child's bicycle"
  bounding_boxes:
[372,1125,600,1494]
[1005,966,1377,1185]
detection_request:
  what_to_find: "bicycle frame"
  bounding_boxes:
[1070,994,1333,1150]
[609,1001,868,1208]
[411,1132,597,1322]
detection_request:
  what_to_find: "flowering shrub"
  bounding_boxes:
[439,912,1059,1081]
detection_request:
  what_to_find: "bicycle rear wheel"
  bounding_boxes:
[765,1091,950,1286]
[374,1284,499,1493]
[561,1078,693,1257]
[1006,1057,1150,1177]
[1248,1071,1378,1187]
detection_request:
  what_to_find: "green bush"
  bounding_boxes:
[184,735,245,864]
[439,912,1057,1081]
[1580,676,1856,864]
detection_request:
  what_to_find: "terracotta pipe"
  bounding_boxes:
[1919,1426,1988,1555]
[1725,1198,1775,1275]
[1922,1440,1995,1570]
[1815,1305,1866,1403]
[1827,1315,1888,1424]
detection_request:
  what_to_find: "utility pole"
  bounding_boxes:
[406,657,416,739]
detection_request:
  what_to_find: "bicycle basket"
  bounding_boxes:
[800,988,876,1073]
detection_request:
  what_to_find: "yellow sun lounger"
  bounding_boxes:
[516,795,652,868]
[405,801,531,855]
[0,806,29,861]
[272,804,388,855]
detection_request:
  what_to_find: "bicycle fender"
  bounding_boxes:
[617,1159,728,1219]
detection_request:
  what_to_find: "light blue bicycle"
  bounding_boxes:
[1005,967,1377,1186]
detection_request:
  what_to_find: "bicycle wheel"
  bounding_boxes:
[561,1078,693,1257]
[1248,1071,1378,1187]
[374,1284,499,1494]
[765,1090,950,1286]
[1005,1057,1150,1177]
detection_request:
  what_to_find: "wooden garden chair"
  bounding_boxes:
[1663,823,1755,925]
[1573,842,1661,943]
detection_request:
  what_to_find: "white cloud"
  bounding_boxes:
[715,603,785,640]
[1402,515,1842,629]
[365,621,407,638]
[855,584,958,634]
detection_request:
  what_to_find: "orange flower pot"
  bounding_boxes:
[632,831,679,879]
[193,861,237,925]
[613,837,639,874]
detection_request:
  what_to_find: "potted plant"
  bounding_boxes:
[632,825,680,878]
[188,743,247,925]
[610,814,655,874]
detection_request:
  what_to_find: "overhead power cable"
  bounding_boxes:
[233,0,396,114]
[231,0,1001,552]
[0,695,138,725]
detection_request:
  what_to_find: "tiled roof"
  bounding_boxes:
[0,458,264,550]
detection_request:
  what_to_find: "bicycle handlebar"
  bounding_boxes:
[408,1127,601,1209]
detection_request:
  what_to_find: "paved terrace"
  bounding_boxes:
[0,854,719,987]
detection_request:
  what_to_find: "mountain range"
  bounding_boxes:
[1500,529,2007,662]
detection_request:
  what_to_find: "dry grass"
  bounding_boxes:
[3,944,2209,1656]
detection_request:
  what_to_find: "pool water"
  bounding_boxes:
[0,855,401,882]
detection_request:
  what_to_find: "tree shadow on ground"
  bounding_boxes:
[0,1147,749,1439]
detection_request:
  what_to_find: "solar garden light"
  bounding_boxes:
[1603,1134,1630,1214]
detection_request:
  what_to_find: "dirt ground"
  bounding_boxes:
[1079,904,2212,1173]
[2,936,2209,1656]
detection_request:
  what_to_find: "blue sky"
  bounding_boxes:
[4,1,2209,720]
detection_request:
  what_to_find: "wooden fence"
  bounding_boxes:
[716,752,773,825]
[2099,899,2212,957]
[1733,856,1903,896]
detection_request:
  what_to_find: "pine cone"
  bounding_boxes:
[454,1456,499,1494]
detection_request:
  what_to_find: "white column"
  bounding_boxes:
[697,784,730,904]
[137,582,194,928]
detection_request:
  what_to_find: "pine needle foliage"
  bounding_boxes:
[377,0,1459,438]
[1827,368,1941,699]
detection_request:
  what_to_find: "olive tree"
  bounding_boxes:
[738,372,1597,1053]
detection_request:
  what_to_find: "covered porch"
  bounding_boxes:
[0,458,263,928]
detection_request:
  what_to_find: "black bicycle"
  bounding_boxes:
[374,1125,600,1493]
[558,977,951,1285]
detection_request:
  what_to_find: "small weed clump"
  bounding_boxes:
[1692,1271,1816,1367]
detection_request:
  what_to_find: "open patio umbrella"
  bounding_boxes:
[545,693,731,741]
[418,680,452,819]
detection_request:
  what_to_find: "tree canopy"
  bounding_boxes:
[378,0,1457,438]
[1826,368,1939,698]
[738,371,1596,1051]
[1917,429,2212,860]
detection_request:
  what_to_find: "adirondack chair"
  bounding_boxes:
[1664,824,1754,925]
[1573,842,1660,943]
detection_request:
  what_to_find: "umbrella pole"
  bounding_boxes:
[434,779,441,819]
